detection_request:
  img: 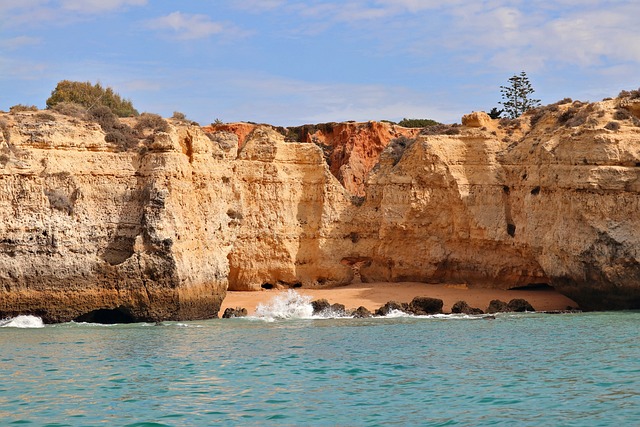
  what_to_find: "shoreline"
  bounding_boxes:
[220,282,579,315]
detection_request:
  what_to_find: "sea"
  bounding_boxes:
[1,291,638,426]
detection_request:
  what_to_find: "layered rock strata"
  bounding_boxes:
[1,95,639,321]
[0,114,236,322]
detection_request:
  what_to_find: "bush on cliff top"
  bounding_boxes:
[88,105,138,150]
[46,80,138,118]
[397,118,440,128]
[618,88,640,99]
[135,112,169,134]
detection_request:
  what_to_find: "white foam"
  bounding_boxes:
[384,309,413,318]
[0,315,45,328]
[253,290,314,321]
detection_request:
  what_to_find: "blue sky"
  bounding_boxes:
[1,1,639,126]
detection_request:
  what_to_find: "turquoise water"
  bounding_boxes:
[1,307,639,426]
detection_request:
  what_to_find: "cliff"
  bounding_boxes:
[1,95,639,321]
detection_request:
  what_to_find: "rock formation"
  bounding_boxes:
[1,93,639,322]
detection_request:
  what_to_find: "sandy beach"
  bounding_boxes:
[221,282,579,315]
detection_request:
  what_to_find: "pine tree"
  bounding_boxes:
[499,71,541,119]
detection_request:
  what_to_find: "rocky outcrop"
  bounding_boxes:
[0,112,237,322]
[222,307,248,318]
[451,300,484,315]
[209,121,420,196]
[1,94,639,321]
[293,121,421,196]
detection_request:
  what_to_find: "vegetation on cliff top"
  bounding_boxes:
[395,118,440,128]
[46,80,138,118]
[499,71,541,119]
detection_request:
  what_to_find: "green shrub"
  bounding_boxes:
[0,119,9,143]
[88,105,118,129]
[35,112,56,122]
[10,104,38,112]
[488,107,503,119]
[553,98,573,106]
[618,88,640,99]
[604,121,620,131]
[87,105,138,150]
[46,80,138,117]
[135,113,169,133]
[614,109,631,120]
[397,118,440,128]
[420,123,461,136]
[50,102,87,118]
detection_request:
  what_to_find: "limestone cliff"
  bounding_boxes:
[1,94,639,321]
[0,112,237,322]
[208,121,420,196]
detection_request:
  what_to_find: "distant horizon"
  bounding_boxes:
[1,1,639,127]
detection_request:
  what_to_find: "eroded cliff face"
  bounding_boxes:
[0,113,237,322]
[208,121,420,196]
[347,99,640,310]
[1,95,639,321]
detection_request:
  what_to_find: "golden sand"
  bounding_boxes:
[220,282,578,315]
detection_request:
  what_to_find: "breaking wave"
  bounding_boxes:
[250,291,491,322]
[254,290,314,321]
[0,315,45,328]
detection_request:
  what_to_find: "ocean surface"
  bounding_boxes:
[1,291,639,426]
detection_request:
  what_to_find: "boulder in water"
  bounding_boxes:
[352,306,372,318]
[330,303,347,316]
[222,307,248,318]
[409,296,443,315]
[375,301,408,316]
[486,299,509,314]
[311,299,331,315]
[507,298,535,312]
[451,300,484,315]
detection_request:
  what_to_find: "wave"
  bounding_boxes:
[249,291,498,322]
[0,315,45,328]
[253,290,315,321]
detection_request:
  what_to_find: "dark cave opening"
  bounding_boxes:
[508,283,554,291]
[74,307,137,324]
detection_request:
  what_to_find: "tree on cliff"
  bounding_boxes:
[499,72,540,119]
[46,80,138,117]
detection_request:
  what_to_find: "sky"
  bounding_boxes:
[1,0,639,126]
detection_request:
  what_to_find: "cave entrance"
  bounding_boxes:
[74,307,137,324]
[508,283,554,291]
[340,257,372,283]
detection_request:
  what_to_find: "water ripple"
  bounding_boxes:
[0,312,638,425]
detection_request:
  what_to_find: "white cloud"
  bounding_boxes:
[61,0,147,13]
[249,1,640,70]
[0,36,42,50]
[0,0,147,26]
[220,72,459,125]
[231,0,287,12]
[146,12,229,40]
